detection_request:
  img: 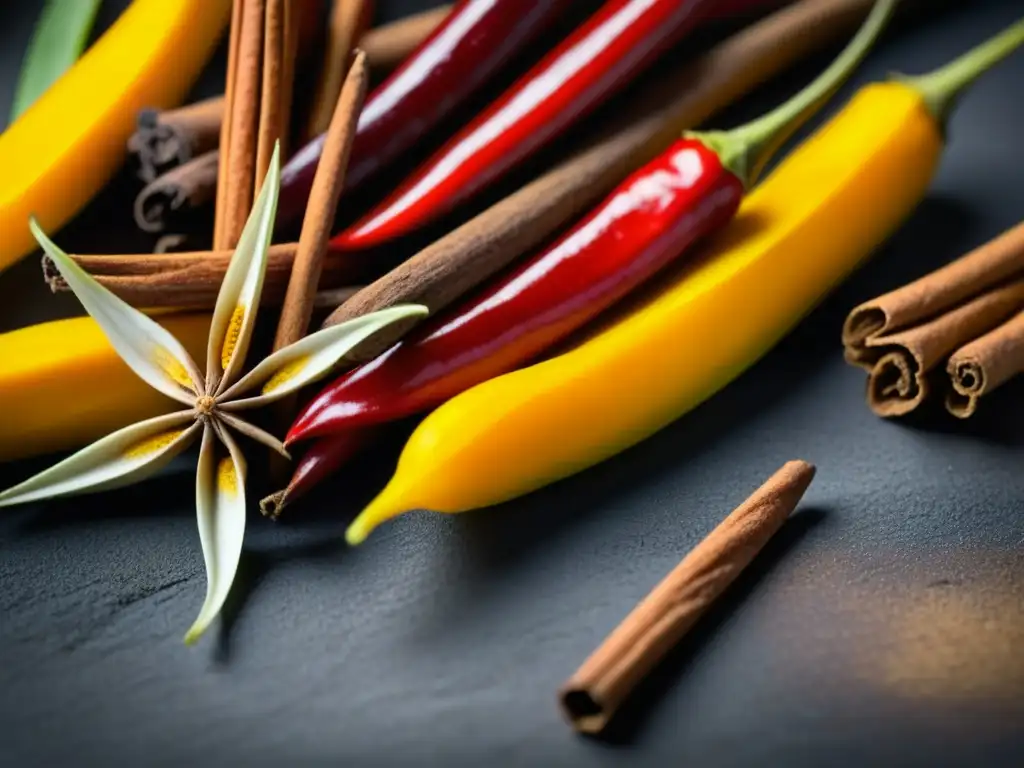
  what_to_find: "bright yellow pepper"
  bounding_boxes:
[0,314,210,462]
[0,0,231,273]
[346,16,1024,544]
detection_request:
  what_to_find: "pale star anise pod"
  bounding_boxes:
[0,144,427,644]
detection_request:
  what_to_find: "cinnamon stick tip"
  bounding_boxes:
[557,686,609,735]
[867,351,920,418]
[841,304,887,350]
[774,459,816,497]
[135,107,160,130]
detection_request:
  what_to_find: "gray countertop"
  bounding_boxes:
[1,1,1023,765]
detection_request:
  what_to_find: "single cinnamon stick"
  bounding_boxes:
[306,0,372,140]
[214,0,244,249]
[255,0,287,190]
[358,3,451,71]
[321,0,889,359]
[50,261,360,309]
[217,0,265,250]
[128,96,225,183]
[278,0,299,158]
[133,150,219,233]
[865,280,1024,417]
[45,245,363,304]
[559,460,816,735]
[944,310,1024,418]
[274,52,369,351]
[843,221,1024,370]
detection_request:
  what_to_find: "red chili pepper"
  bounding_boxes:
[261,429,378,519]
[291,138,741,440]
[276,0,574,230]
[285,0,892,453]
[331,0,786,251]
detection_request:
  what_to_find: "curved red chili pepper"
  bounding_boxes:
[276,0,573,230]
[288,138,743,442]
[262,429,378,518]
[286,0,888,448]
[285,0,889,482]
[331,0,780,251]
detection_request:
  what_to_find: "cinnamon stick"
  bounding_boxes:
[128,96,224,183]
[255,0,287,190]
[278,0,299,158]
[217,0,265,250]
[214,0,244,249]
[321,0,890,360]
[559,460,816,735]
[843,221,1024,369]
[133,150,219,233]
[45,245,364,306]
[358,3,451,72]
[865,280,1024,417]
[125,4,450,185]
[945,310,1024,418]
[274,52,368,351]
[48,259,360,309]
[306,0,371,140]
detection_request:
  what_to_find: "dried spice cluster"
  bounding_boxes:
[0,147,424,642]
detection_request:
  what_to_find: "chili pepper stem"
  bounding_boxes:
[896,16,1024,130]
[688,0,895,189]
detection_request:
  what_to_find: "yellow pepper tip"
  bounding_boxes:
[345,518,372,547]
[346,486,409,546]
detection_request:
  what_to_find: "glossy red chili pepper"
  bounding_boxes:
[262,429,378,518]
[286,0,893,448]
[289,139,742,441]
[331,0,783,251]
[277,0,573,230]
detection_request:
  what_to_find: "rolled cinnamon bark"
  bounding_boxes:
[844,221,1024,369]
[865,280,1024,417]
[43,244,365,307]
[559,460,815,736]
[124,4,451,184]
[128,96,225,183]
[945,310,1024,418]
[133,150,219,233]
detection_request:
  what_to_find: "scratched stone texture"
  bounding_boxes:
[1,0,1023,766]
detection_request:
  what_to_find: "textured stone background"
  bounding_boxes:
[1,1,1023,765]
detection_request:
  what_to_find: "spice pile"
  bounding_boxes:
[0,0,1022,738]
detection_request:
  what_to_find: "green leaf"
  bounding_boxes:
[11,0,103,121]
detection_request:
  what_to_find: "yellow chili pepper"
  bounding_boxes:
[0,314,210,462]
[346,16,1024,545]
[0,0,231,273]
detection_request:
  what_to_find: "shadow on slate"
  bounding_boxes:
[594,506,829,745]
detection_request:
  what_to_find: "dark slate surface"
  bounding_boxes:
[2,1,1024,766]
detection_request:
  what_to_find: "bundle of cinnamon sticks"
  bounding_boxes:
[126,2,451,238]
[843,221,1024,418]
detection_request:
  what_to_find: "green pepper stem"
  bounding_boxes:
[899,16,1024,129]
[689,0,896,189]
